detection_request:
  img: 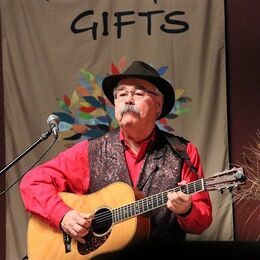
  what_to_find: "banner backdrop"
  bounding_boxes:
[1,0,231,259]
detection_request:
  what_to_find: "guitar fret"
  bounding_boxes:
[197,181,202,192]
[159,193,163,205]
[116,207,120,222]
[189,183,196,194]
[115,208,118,223]
[146,198,150,210]
[128,204,131,218]
[132,203,135,216]
[131,204,134,217]
[124,205,128,219]
[193,182,196,193]
[112,178,207,224]
[126,205,129,219]
[120,206,124,221]
[116,207,119,222]
[148,197,152,210]
[163,192,167,204]
[117,208,120,222]
[152,196,157,208]
[115,208,119,222]
[139,200,143,214]
[144,198,148,212]
[192,182,195,194]
[134,203,138,215]
[142,199,145,213]
[113,208,117,223]
[194,181,198,193]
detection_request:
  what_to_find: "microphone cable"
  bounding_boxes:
[0,136,57,195]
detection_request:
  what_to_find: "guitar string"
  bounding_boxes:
[90,179,205,230]
[98,181,203,220]
[91,180,204,228]
[92,173,243,229]
[89,169,240,230]
[92,189,206,230]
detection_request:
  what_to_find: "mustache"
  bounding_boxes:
[119,105,141,117]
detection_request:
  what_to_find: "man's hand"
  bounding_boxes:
[61,210,93,244]
[167,181,192,216]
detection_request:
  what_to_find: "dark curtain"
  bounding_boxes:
[225,0,260,241]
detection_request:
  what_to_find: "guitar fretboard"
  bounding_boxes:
[112,178,205,224]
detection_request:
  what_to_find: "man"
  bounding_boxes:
[20,60,212,257]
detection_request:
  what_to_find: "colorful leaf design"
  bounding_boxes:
[83,96,104,108]
[157,66,168,76]
[56,98,72,114]
[78,111,93,120]
[178,97,193,103]
[76,85,90,96]
[54,58,192,147]
[80,69,95,82]
[63,95,71,106]
[71,124,88,134]
[54,112,74,124]
[118,57,127,72]
[111,63,120,74]
[80,106,96,113]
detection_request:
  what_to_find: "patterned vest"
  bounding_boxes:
[88,127,188,244]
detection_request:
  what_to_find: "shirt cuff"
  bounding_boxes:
[177,203,193,218]
[49,201,72,230]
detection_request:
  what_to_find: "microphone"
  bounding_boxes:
[47,114,60,138]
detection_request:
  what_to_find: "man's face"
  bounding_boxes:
[114,77,163,129]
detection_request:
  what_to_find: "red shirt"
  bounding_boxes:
[20,133,212,234]
[120,129,156,187]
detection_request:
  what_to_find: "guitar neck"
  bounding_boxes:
[112,178,205,224]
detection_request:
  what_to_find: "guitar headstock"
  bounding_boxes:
[205,167,246,193]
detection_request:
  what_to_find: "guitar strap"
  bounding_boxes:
[164,134,200,177]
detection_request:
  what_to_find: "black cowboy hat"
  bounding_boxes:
[102,60,175,119]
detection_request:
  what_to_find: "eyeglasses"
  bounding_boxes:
[114,88,159,101]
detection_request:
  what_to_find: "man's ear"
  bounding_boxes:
[156,97,163,118]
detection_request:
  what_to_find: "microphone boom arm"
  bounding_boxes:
[0,130,52,179]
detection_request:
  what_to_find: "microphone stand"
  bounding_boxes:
[0,130,52,179]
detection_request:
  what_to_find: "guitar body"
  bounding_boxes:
[27,167,245,259]
[27,182,150,260]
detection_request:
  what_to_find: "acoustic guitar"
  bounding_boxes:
[27,167,245,259]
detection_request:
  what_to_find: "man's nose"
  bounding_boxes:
[124,92,135,103]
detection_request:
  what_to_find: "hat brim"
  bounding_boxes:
[102,74,175,119]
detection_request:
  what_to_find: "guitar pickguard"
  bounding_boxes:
[77,231,111,255]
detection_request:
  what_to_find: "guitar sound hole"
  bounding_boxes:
[92,207,112,235]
